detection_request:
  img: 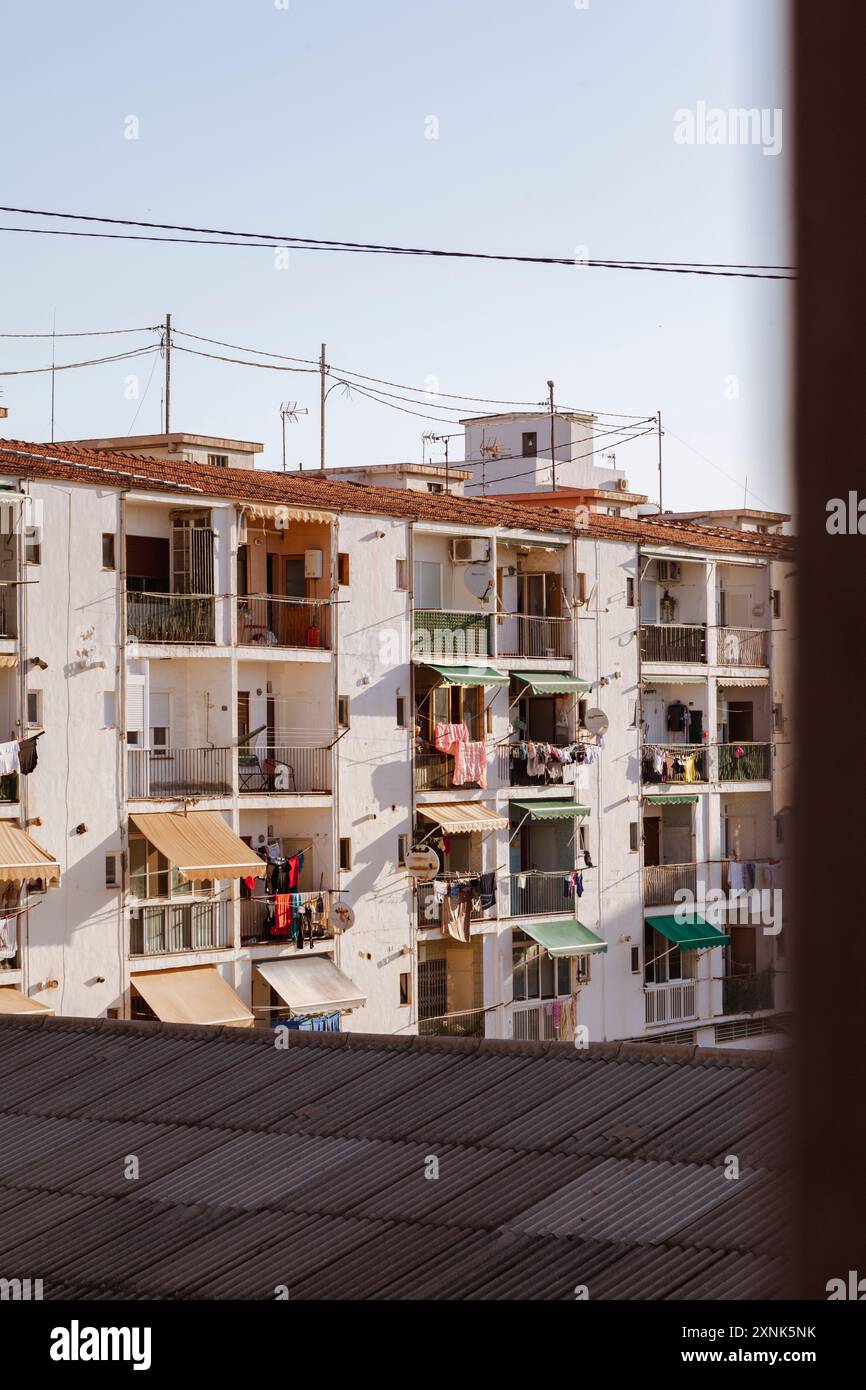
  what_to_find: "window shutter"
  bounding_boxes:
[127,677,145,734]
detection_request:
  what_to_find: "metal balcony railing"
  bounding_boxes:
[238,744,332,794]
[412,608,491,658]
[499,871,578,919]
[129,899,230,956]
[640,623,707,664]
[496,743,583,786]
[644,979,698,1025]
[236,595,332,650]
[416,877,497,927]
[717,742,773,781]
[643,862,698,907]
[0,772,19,803]
[512,1002,569,1041]
[414,747,486,791]
[240,893,336,946]
[641,743,708,783]
[721,968,775,1015]
[128,747,231,799]
[418,1007,487,1038]
[496,613,572,659]
[716,627,768,666]
[127,592,215,644]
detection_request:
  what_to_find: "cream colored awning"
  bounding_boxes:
[0,986,53,1016]
[0,655,18,669]
[0,821,60,884]
[131,966,254,1027]
[240,503,334,525]
[717,676,769,688]
[417,802,509,834]
[129,811,265,882]
[256,956,365,1015]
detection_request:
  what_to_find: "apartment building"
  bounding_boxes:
[0,436,794,1047]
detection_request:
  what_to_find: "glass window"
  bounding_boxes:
[413,560,442,610]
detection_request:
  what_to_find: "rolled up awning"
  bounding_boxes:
[0,985,53,1016]
[717,676,769,688]
[644,794,699,805]
[520,917,607,957]
[256,956,365,1015]
[129,811,265,883]
[646,913,730,950]
[0,655,18,669]
[417,802,509,833]
[511,671,591,695]
[640,674,707,685]
[241,503,334,525]
[427,664,509,687]
[131,966,254,1026]
[510,799,590,820]
[0,821,60,884]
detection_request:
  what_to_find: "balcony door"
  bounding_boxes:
[643,816,660,867]
[171,512,213,596]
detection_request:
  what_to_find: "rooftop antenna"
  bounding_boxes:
[280,401,309,471]
[50,309,56,442]
[422,430,461,494]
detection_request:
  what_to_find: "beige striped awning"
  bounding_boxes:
[717,676,769,688]
[131,966,254,1027]
[0,985,53,1016]
[129,811,266,883]
[240,503,334,525]
[417,802,509,834]
[0,655,18,669]
[0,821,60,884]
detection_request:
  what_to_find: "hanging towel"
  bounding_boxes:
[0,741,20,776]
[441,886,472,943]
[18,737,39,775]
[477,872,496,911]
[273,894,293,938]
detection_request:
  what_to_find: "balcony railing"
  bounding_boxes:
[717,742,773,781]
[497,613,572,659]
[412,608,491,658]
[416,877,497,927]
[645,979,698,1025]
[236,595,332,650]
[128,747,231,799]
[643,862,698,908]
[512,1001,571,1041]
[238,744,332,794]
[414,748,485,791]
[499,871,577,919]
[240,892,336,946]
[721,968,775,1016]
[0,772,18,803]
[640,623,706,664]
[129,899,230,956]
[641,743,708,783]
[127,591,215,644]
[496,742,584,786]
[716,627,768,667]
[418,1007,487,1038]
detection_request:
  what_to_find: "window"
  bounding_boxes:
[626,576,635,607]
[413,559,442,610]
[486,705,493,735]
[395,558,407,590]
[102,533,116,570]
[629,821,639,852]
[512,929,571,1000]
[575,954,592,985]
[631,945,641,974]
[399,971,412,1006]
[24,525,41,565]
[396,694,406,728]
[644,921,695,984]
[339,837,352,871]
[338,695,350,729]
[337,552,350,586]
[26,690,42,728]
[773,702,783,732]
[105,854,119,888]
[207,453,229,467]
[771,588,781,619]
[575,572,587,604]
[397,833,409,867]
[129,832,209,901]
[522,431,538,457]
[150,692,170,751]
[427,482,445,494]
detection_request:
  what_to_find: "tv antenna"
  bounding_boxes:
[280,401,309,471]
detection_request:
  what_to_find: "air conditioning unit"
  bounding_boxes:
[656,560,682,583]
[616,478,629,491]
[304,548,323,579]
[451,537,490,564]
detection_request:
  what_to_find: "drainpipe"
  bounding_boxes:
[118,488,130,1013]
[331,516,341,973]
[407,520,418,1031]
[594,539,606,1035]
[16,484,30,994]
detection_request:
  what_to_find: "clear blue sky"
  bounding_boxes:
[0,0,791,513]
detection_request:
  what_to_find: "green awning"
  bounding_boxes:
[511,671,591,696]
[520,917,607,958]
[646,914,730,950]
[640,674,706,685]
[427,663,510,687]
[511,799,590,820]
[644,794,699,805]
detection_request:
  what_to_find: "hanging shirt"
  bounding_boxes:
[0,742,20,776]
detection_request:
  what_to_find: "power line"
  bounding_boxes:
[0,324,161,339]
[0,205,796,279]
[172,344,317,374]
[0,346,158,377]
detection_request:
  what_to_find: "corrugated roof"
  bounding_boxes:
[0,1017,790,1300]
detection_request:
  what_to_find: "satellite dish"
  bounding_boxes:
[464,564,495,601]
[329,900,356,932]
[584,707,609,737]
[405,846,441,879]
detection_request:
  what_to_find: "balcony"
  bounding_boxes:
[641,743,708,784]
[721,968,775,1015]
[127,592,215,644]
[417,877,497,927]
[645,978,697,1026]
[512,1001,570,1041]
[128,747,231,800]
[236,595,331,650]
[240,893,336,946]
[412,608,491,659]
[0,772,18,804]
[129,899,230,956]
[418,1007,487,1038]
[238,744,332,794]
[499,871,577,919]
[717,742,772,781]
[641,623,706,664]
[496,743,582,786]
[497,613,572,660]
[643,862,697,908]
[717,627,768,666]
[415,748,486,792]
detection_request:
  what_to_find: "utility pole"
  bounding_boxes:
[50,309,56,443]
[547,378,556,491]
[164,313,172,435]
[656,409,663,512]
[319,343,326,470]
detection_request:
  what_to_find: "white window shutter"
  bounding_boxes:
[126,677,145,734]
